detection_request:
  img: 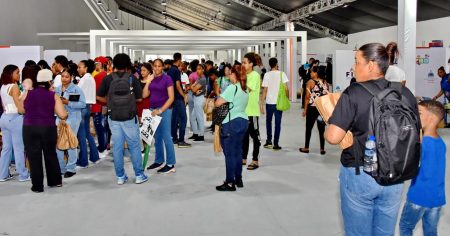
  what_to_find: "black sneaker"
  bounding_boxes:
[63,172,76,178]
[147,162,165,170]
[188,134,198,140]
[193,136,205,142]
[216,182,236,191]
[172,139,178,144]
[273,145,282,150]
[157,165,176,174]
[235,179,244,188]
[178,141,192,148]
[263,141,273,149]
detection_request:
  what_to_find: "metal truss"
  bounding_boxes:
[123,0,198,30]
[167,0,242,30]
[250,0,355,43]
[231,0,283,18]
[294,18,348,43]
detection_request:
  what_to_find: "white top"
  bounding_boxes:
[385,65,405,83]
[1,84,18,114]
[181,72,189,89]
[53,74,62,88]
[78,73,96,104]
[262,70,289,105]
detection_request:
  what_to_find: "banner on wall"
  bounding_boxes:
[415,47,446,102]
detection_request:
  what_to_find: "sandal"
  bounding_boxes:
[242,160,247,166]
[247,163,259,170]
[299,148,310,153]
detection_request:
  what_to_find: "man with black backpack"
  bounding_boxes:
[97,53,148,185]
[325,43,420,236]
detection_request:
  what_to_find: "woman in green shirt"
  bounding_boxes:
[215,67,249,191]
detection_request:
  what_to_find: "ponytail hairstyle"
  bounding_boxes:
[231,67,246,92]
[358,43,390,75]
[386,42,399,65]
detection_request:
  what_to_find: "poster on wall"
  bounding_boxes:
[415,47,446,103]
[333,50,355,92]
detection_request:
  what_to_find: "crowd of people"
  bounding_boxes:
[0,42,448,235]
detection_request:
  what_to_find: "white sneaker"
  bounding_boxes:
[19,176,31,182]
[0,174,14,182]
[117,175,128,185]
[76,165,89,170]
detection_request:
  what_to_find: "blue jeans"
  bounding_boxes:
[220,118,248,184]
[339,165,403,236]
[399,201,441,236]
[187,91,194,132]
[265,104,282,145]
[191,95,205,136]
[56,117,81,173]
[154,108,176,165]
[171,99,187,142]
[93,112,107,152]
[108,117,143,178]
[77,105,99,167]
[0,114,28,180]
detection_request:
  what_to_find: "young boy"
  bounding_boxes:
[399,100,447,236]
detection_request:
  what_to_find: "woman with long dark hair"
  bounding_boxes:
[215,67,249,191]
[299,66,329,155]
[0,65,28,182]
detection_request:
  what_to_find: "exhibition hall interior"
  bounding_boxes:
[0,0,450,235]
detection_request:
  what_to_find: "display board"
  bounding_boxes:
[415,47,447,103]
[333,50,355,92]
[0,46,43,72]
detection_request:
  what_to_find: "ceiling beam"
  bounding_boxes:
[231,0,283,18]
[294,18,348,43]
[252,0,356,31]
[167,0,242,30]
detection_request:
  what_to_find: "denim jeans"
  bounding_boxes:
[399,201,441,236]
[56,117,81,173]
[220,118,248,184]
[191,95,205,136]
[171,99,187,142]
[0,114,28,180]
[108,117,144,178]
[265,104,282,145]
[154,108,176,165]
[93,112,107,152]
[187,91,194,131]
[77,105,99,167]
[339,165,403,236]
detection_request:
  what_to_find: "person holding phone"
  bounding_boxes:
[54,68,86,178]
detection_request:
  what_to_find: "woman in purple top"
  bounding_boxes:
[142,59,176,174]
[22,69,68,193]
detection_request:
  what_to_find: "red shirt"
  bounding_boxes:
[91,71,107,113]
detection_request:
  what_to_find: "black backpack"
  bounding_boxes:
[107,72,137,121]
[358,81,421,186]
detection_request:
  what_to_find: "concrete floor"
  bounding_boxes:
[0,103,449,236]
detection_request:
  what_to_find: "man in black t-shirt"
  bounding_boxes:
[324,44,419,236]
[96,53,148,185]
[168,52,191,148]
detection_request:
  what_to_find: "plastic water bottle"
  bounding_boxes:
[363,135,377,176]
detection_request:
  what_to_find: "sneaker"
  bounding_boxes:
[263,141,273,149]
[172,139,178,144]
[64,172,76,178]
[235,179,244,188]
[177,141,192,148]
[135,174,149,184]
[157,165,176,174]
[188,134,198,140]
[19,176,31,182]
[193,136,205,142]
[0,174,14,182]
[117,175,129,185]
[76,165,88,170]
[216,182,236,191]
[273,145,282,150]
[147,162,165,170]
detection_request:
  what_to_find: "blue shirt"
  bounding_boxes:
[407,136,446,208]
[167,65,183,100]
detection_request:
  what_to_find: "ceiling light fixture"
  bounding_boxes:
[342,4,348,8]
[97,0,103,5]
[218,10,222,15]
[162,10,167,14]
[106,8,112,13]
[161,0,167,6]
[226,1,231,6]
[114,16,119,21]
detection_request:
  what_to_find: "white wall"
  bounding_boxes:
[307,16,450,55]
[0,46,43,71]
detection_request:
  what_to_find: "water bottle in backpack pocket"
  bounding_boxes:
[363,135,378,176]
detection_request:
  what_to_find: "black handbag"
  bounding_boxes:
[212,86,238,126]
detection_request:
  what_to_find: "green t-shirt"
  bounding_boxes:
[220,84,249,124]
[216,76,231,95]
[245,71,261,116]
